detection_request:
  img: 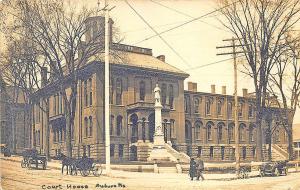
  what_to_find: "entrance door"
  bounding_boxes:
[148,114,155,142]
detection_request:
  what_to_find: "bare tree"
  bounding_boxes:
[268,32,300,160]
[218,0,300,161]
[1,0,122,157]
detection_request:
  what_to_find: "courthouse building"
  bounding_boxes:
[30,16,288,162]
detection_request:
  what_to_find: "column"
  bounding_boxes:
[137,120,143,142]
[145,121,149,142]
[128,122,132,143]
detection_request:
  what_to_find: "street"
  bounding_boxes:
[1,158,300,190]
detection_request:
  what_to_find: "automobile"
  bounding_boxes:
[259,160,288,177]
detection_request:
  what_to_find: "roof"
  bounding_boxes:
[293,124,300,142]
[88,50,189,77]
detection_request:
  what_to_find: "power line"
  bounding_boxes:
[133,0,239,45]
[149,0,230,33]
[125,0,191,67]
[184,55,245,71]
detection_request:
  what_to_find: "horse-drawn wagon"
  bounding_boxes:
[21,149,47,170]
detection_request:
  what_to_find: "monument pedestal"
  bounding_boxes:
[147,134,175,162]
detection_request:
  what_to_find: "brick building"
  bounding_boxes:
[30,16,288,162]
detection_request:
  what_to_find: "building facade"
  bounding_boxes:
[30,16,289,162]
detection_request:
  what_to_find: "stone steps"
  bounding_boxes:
[158,166,178,173]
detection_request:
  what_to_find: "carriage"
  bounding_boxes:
[70,157,102,177]
[21,149,47,170]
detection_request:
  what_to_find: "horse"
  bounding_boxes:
[61,153,75,175]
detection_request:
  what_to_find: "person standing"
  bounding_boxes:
[189,158,197,180]
[196,154,205,181]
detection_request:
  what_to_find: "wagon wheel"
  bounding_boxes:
[80,168,90,177]
[43,160,47,170]
[259,168,264,177]
[284,168,288,176]
[28,158,34,169]
[274,168,280,177]
[21,160,26,168]
[92,164,102,177]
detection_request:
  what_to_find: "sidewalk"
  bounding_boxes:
[2,155,299,181]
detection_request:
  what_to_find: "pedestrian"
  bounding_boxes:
[195,154,205,181]
[189,157,197,180]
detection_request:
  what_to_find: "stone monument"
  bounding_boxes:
[148,84,174,162]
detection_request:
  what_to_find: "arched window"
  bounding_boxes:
[194,98,199,113]
[84,81,88,107]
[84,117,88,138]
[206,98,212,115]
[217,100,222,115]
[116,78,122,105]
[170,119,175,138]
[217,123,223,142]
[249,124,255,142]
[228,123,234,141]
[110,79,114,104]
[185,120,192,143]
[89,116,93,137]
[248,104,254,118]
[161,83,167,105]
[238,103,243,117]
[169,84,174,109]
[116,116,123,136]
[239,123,246,141]
[139,81,145,101]
[89,78,93,106]
[110,115,114,135]
[228,102,233,118]
[184,96,190,113]
[195,122,202,140]
[207,122,212,140]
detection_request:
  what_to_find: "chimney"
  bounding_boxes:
[157,55,165,62]
[242,88,248,97]
[41,67,48,87]
[222,86,226,95]
[211,84,216,94]
[192,82,197,92]
[188,82,193,91]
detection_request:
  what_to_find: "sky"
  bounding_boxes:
[1,0,299,124]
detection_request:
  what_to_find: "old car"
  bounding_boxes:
[259,160,288,177]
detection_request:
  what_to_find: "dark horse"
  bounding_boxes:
[70,157,94,176]
[61,153,75,175]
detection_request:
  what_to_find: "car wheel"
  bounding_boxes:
[274,168,280,177]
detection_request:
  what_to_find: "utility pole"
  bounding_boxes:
[217,37,246,178]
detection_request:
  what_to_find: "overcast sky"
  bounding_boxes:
[2,0,300,124]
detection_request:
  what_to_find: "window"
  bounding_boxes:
[169,84,174,109]
[197,146,202,156]
[228,124,234,141]
[89,78,93,106]
[238,103,243,117]
[252,147,256,158]
[206,98,212,115]
[217,100,222,115]
[221,146,225,160]
[218,124,223,141]
[242,146,246,159]
[84,81,88,107]
[84,117,88,138]
[116,116,122,136]
[36,103,40,123]
[228,102,233,118]
[170,119,175,138]
[56,93,59,114]
[139,81,145,101]
[110,79,114,104]
[110,144,115,157]
[119,144,124,158]
[161,83,167,105]
[116,78,122,105]
[275,130,280,142]
[207,123,212,140]
[110,115,114,135]
[249,125,254,142]
[249,104,254,118]
[194,98,199,113]
[53,130,57,142]
[59,93,63,114]
[184,96,190,113]
[53,95,56,115]
[195,122,201,140]
[89,116,93,137]
[87,145,91,157]
[210,146,214,158]
[239,124,245,141]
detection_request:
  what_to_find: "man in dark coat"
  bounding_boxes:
[189,158,197,180]
[195,154,205,181]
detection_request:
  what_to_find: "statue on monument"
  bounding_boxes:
[154,83,161,105]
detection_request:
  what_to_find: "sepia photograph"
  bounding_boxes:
[0,0,300,189]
